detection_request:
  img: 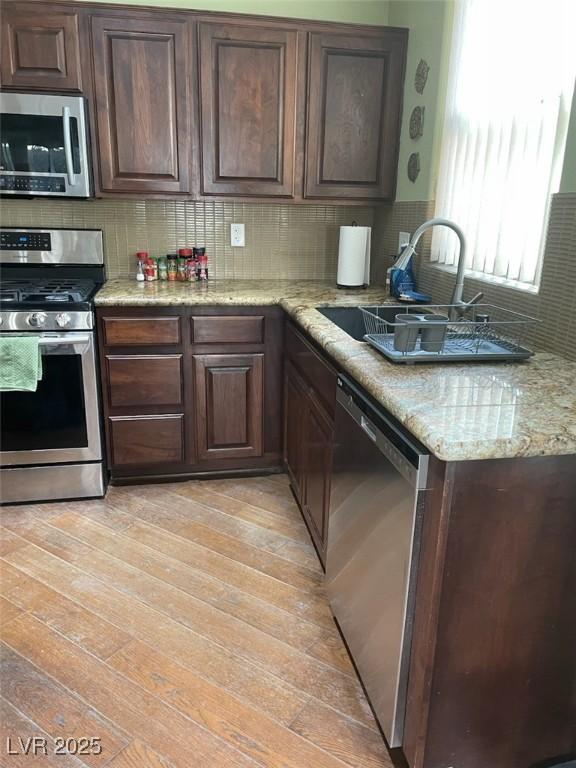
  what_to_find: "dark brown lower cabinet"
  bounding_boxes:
[96,305,283,481]
[404,454,576,768]
[284,323,337,566]
[194,353,264,461]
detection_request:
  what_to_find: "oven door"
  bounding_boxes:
[0,93,91,197]
[0,332,101,466]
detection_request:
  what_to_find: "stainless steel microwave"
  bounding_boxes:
[0,92,92,198]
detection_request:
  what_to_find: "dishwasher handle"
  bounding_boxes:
[360,415,378,443]
[337,384,428,489]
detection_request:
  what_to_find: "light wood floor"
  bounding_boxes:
[0,475,394,768]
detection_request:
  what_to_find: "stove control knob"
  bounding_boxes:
[27,312,48,328]
[56,313,72,328]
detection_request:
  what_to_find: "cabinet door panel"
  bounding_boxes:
[1,5,82,91]
[305,31,406,200]
[284,362,307,502]
[109,414,184,466]
[91,15,190,194]
[106,355,183,408]
[195,353,263,460]
[303,395,333,561]
[199,22,297,197]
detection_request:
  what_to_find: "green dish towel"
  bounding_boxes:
[0,336,43,392]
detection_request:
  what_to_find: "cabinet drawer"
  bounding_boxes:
[109,414,184,466]
[106,355,182,408]
[285,323,337,418]
[103,317,181,346]
[191,315,264,345]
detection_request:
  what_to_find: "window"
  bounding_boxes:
[432,0,575,289]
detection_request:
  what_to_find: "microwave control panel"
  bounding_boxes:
[0,176,66,194]
[0,231,52,251]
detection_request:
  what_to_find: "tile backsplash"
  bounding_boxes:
[372,193,576,361]
[0,199,374,280]
[2,194,574,360]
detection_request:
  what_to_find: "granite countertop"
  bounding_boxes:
[95,279,576,462]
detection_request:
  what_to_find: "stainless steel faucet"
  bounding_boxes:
[393,217,483,320]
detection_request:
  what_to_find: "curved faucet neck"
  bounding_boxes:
[407,217,468,310]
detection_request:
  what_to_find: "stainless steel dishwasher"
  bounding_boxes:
[326,375,429,748]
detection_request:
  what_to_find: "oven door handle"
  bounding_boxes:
[62,106,77,187]
[36,333,93,354]
[37,333,91,346]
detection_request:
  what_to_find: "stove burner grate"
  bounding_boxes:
[0,278,97,305]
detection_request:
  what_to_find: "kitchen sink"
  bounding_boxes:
[317,305,429,341]
[318,303,536,363]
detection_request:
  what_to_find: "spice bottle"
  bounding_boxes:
[177,248,193,282]
[177,258,187,281]
[136,252,146,282]
[194,248,207,281]
[199,253,208,281]
[157,255,168,281]
[167,254,178,281]
[145,256,158,281]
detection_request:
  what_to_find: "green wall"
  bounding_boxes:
[76,0,390,24]
[388,0,451,202]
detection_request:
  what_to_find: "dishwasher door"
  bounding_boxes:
[326,377,429,748]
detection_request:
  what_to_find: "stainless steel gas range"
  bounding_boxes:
[0,228,105,504]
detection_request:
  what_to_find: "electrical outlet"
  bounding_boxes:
[399,231,411,249]
[230,223,245,247]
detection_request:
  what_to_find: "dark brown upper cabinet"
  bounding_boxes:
[90,14,191,195]
[305,30,407,200]
[0,3,83,91]
[198,21,298,198]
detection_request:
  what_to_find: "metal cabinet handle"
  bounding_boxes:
[62,106,77,187]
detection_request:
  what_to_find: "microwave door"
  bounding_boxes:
[0,93,91,197]
[0,333,101,466]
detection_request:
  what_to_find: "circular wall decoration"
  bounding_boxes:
[408,152,421,183]
[415,59,430,94]
[409,106,425,139]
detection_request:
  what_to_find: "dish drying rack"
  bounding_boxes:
[361,304,538,364]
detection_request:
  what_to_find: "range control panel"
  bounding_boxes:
[0,176,66,194]
[0,231,52,251]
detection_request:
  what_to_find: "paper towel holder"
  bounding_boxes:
[336,222,371,290]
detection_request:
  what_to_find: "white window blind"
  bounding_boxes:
[432,0,576,288]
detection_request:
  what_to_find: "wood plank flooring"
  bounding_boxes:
[0,475,393,768]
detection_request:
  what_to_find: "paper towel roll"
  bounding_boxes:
[337,226,371,288]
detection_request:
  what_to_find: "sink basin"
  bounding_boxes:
[317,305,429,341]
